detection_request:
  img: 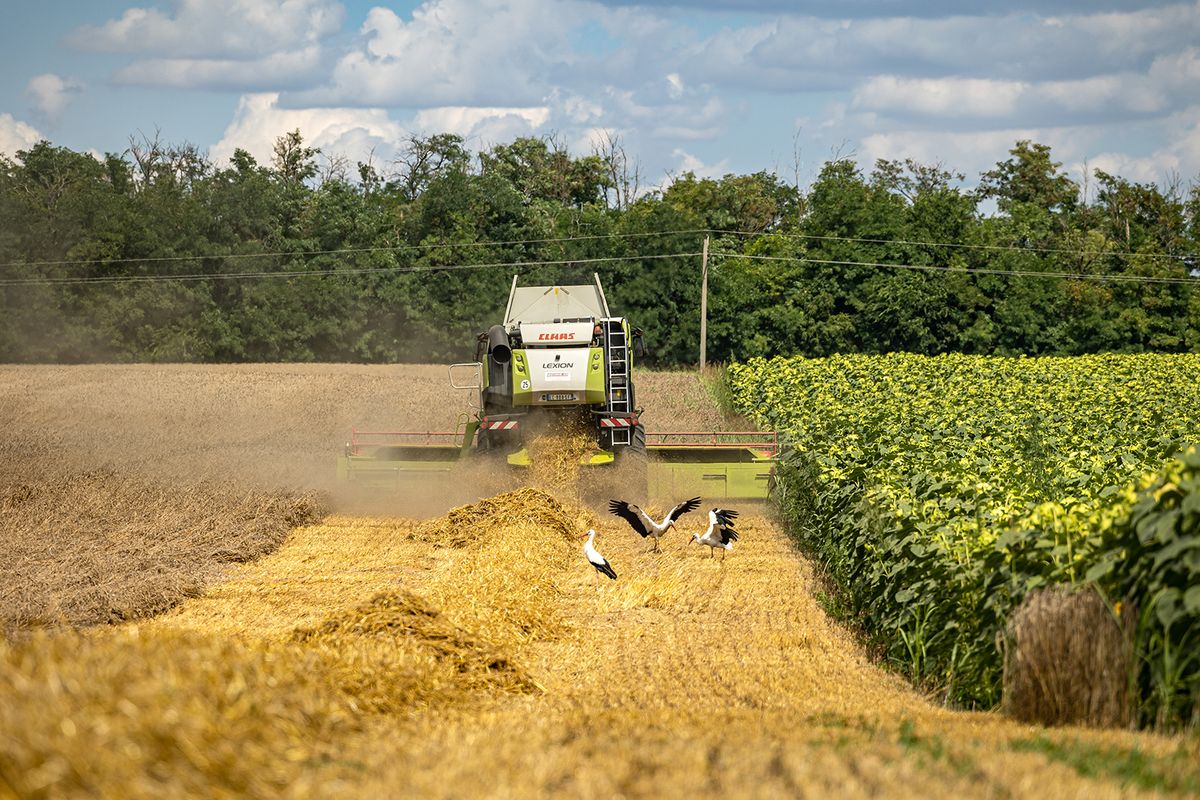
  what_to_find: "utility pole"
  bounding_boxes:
[699,234,709,371]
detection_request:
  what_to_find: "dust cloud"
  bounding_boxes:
[0,363,739,634]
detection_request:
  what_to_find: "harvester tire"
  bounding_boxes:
[631,423,646,453]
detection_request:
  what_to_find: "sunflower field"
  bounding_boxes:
[730,353,1200,728]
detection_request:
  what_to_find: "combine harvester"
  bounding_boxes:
[337,275,777,501]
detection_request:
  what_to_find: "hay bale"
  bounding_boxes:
[1001,586,1131,728]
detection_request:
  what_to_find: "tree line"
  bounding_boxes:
[1,131,1198,365]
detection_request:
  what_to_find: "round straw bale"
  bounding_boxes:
[1001,585,1131,728]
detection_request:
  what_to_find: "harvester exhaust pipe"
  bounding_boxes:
[483,325,514,418]
[487,325,511,365]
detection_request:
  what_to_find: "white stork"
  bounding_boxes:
[608,496,701,552]
[691,507,740,559]
[581,529,617,581]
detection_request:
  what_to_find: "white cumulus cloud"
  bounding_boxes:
[852,69,1192,128]
[858,128,1052,179]
[412,107,550,145]
[25,74,84,121]
[1079,106,1200,185]
[69,0,343,91]
[0,114,43,158]
[854,77,1026,118]
[290,0,584,107]
[113,47,324,90]
[693,2,1200,90]
[856,108,1200,189]
[666,73,684,99]
[669,147,729,179]
[71,0,344,58]
[208,93,407,167]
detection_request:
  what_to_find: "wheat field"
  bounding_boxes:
[1,365,1197,798]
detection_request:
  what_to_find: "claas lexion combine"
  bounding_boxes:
[337,275,777,500]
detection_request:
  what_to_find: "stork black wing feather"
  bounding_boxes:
[593,559,618,580]
[719,528,740,545]
[665,496,702,524]
[609,500,651,537]
[713,508,739,528]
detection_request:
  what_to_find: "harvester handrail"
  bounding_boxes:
[347,428,777,455]
[646,430,778,456]
[349,429,473,450]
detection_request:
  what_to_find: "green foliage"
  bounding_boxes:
[1010,736,1200,794]
[978,140,1078,213]
[730,353,1200,727]
[479,136,607,208]
[271,129,319,185]
[1,135,1198,364]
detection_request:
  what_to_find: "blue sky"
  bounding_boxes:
[3,0,1199,193]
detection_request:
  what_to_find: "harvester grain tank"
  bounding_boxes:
[337,275,776,499]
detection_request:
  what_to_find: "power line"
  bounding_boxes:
[4,246,1194,288]
[7,226,1192,276]
[0,229,710,270]
[0,252,701,288]
[709,228,1193,263]
[4,221,1195,287]
[712,251,1198,286]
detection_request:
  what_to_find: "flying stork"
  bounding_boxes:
[691,507,740,559]
[581,529,617,581]
[608,496,702,552]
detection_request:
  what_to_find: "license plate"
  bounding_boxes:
[545,393,575,401]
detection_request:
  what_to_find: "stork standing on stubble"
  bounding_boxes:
[608,496,701,552]
[691,507,740,559]
[581,529,617,582]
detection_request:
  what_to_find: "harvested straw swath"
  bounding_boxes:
[294,590,538,714]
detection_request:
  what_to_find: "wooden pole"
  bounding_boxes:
[699,235,709,371]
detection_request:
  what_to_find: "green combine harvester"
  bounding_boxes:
[337,275,777,500]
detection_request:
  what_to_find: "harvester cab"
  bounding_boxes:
[474,275,644,466]
[337,274,778,501]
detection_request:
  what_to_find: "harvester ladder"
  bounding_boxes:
[602,318,632,446]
